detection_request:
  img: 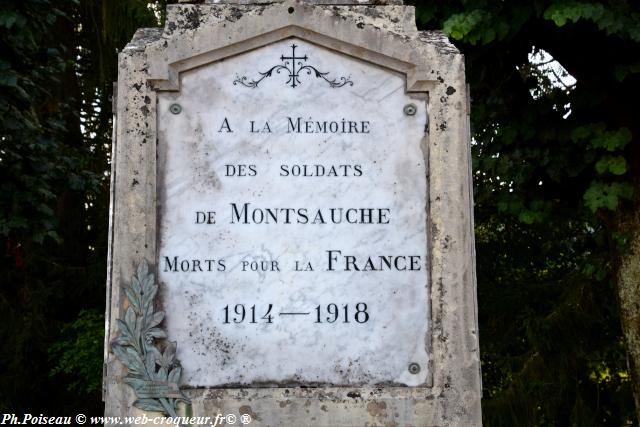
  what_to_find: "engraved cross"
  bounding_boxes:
[281,44,308,88]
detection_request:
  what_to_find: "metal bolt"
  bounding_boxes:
[408,363,421,374]
[169,103,182,114]
[403,103,417,116]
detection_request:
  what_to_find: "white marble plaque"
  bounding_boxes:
[157,38,429,387]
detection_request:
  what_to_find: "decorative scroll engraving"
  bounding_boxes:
[111,261,189,416]
[234,44,354,89]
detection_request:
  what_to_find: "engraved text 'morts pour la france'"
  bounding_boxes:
[234,44,354,89]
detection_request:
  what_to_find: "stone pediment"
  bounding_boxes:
[127,1,457,93]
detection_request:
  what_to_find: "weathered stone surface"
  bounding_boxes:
[105,0,482,424]
[178,0,404,5]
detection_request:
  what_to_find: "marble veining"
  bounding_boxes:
[157,38,429,387]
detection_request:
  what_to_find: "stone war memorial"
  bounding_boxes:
[104,0,482,425]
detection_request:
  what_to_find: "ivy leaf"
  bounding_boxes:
[0,11,18,29]
[443,10,491,44]
[518,210,544,225]
[571,125,596,142]
[608,157,626,175]
[592,128,632,151]
[595,156,627,175]
[583,181,634,212]
[0,71,18,88]
[544,4,605,27]
[571,124,631,152]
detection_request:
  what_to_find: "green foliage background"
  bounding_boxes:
[408,1,639,425]
[0,0,164,414]
[0,0,638,424]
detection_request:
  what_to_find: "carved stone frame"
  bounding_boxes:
[105,1,481,424]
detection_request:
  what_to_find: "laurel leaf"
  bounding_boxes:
[111,335,132,347]
[134,313,144,341]
[142,284,158,311]
[163,341,177,362]
[125,378,181,399]
[122,347,146,376]
[124,286,141,313]
[168,366,182,384]
[146,311,164,330]
[113,346,145,377]
[131,275,142,295]
[147,343,162,361]
[137,259,148,280]
[144,301,154,321]
[157,366,168,381]
[113,260,190,414]
[133,398,165,413]
[146,328,167,340]
[124,306,136,330]
[142,272,154,293]
[124,377,151,392]
[145,348,156,373]
[115,319,133,340]
[111,343,128,364]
